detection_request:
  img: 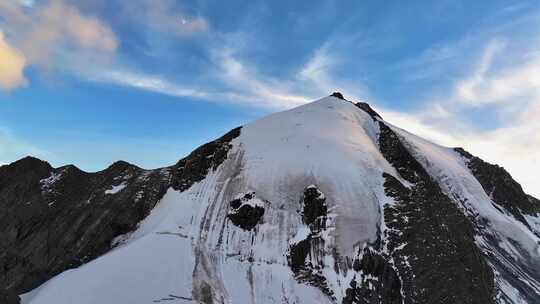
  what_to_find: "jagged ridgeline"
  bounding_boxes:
[1,93,539,304]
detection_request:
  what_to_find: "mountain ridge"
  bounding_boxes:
[1,94,539,304]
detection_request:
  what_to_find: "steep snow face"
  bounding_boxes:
[238,97,397,256]
[21,97,399,304]
[21,172,330,304]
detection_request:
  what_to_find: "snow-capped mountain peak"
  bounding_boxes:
[1,94,539,304]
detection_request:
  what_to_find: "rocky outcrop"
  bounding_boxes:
[0,127,242,302]
[171,127,241,191]
[289,184,404,304]
[529,195,540,206]
[354,102,382,121]
[343,248,402,304]
[301,185,328,227]
[331,92,346,100]
[288,185,334,298]
[227,192,265,230]
[329,92,382,120]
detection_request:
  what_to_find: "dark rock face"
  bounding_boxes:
[289,185,403,304]
[454,147,540,225]
[171,127,241,191]
[288,236,312,273]
[354,102,382,121]
[331,92,346,100]
[0,127,242,301]
[328,92,382,121]
[0,158,170,301]
[288,185,334,298]
[302,185,328,227]
[343,248,402,304]
[227,192,265,230]
[378,122,495,304]
[0,290,20,304]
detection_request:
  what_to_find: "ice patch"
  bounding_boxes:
[39,171,62,192]
[105,183,127,195]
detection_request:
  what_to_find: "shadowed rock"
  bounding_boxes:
[378,122,495,304]
[330,92,346,99]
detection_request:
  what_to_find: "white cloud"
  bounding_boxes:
[214,48,312,108]
[298,45,370,103]
[298,44,337,91]
[84,42,319,110]
[83,61,310,110]
[455,39,505,103]
[89,69,212,99]
[455,39,540,106]
[0,0,117,89]
[0,31,27,90]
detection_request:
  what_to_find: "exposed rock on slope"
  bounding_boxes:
[379,123,494,303]
[227,192,265,230]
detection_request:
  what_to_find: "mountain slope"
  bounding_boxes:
[1,94,539,304]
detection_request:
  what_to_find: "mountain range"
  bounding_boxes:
[1,93,539,304]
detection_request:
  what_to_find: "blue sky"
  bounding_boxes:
[0,0,539,196]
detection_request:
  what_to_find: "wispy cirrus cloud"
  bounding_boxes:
[84,40,370,110]
[211,47,312,108]
[82,58,312,110]
[381,34,540,197]
[0,0,343,109]
[81,38,368,110]
[297,44,371,103]
[86,69,213,99]
[456,41,540,107]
